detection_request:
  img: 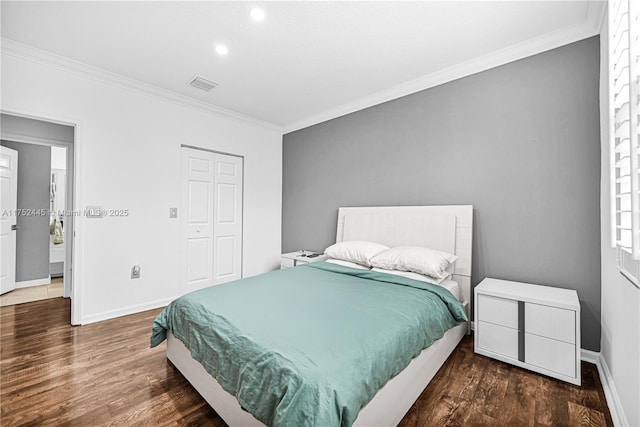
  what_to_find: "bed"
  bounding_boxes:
[151,205,473,426]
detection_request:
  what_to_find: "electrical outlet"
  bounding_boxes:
[131,265,141,279]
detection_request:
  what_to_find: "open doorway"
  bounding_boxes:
[0,145,68,306]
[0,114,75,314]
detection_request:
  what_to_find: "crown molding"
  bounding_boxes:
[0,37,283,134]
[283,11,605,134]
[587,0,607,33]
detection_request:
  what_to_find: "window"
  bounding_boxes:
[610,0,640,287]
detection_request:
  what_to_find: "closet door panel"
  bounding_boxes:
[212,154,243,284]
[181,148,214,293]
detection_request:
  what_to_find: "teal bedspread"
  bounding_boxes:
[150,262,467,427]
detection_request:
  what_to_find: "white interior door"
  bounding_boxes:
[1,146,18,295]
[181,147,243,293]
[212,154,243,284]
[181,148,215,293]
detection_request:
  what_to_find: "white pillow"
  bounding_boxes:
[324,241,390,267]
[326,258,371,270]
[370,246,457,279]
[371,267,450,284]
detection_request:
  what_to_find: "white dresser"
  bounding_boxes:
[474,278,581,385]
[281,251,328,269]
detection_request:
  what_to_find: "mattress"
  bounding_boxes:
[151,262,467,427]
[440,279,461,301]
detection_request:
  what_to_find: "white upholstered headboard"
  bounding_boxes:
[336,205,473,305]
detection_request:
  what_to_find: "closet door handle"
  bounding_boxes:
[11,225,19,231]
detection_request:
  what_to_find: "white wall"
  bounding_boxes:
[1,50,283,324]
[599,18,640,427]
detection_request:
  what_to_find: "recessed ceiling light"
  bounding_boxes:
[215,44,229,56]
[250,7,265,21]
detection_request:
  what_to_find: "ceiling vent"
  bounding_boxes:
[188,76,218,92]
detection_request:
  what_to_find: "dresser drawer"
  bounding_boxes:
[525,303,575,344]
[525,333,576,378]
[477,321,519,360]
[477,294,519,329]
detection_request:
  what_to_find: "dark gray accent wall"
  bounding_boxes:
[1,141,51,282]
[283,37,601,351]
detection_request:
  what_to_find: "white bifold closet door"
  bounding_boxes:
[181,147,243,293]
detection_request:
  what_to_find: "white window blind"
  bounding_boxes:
[611,0,640,286]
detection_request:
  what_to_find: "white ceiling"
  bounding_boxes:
[1,1,603,132]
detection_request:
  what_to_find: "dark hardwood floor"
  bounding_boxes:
[399,334,613,427]
[0,298,612,426]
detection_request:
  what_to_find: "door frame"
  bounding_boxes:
[1,108,84,325]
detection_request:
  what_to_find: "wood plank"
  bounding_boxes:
[495,365,537,427]
[568,401,608,427]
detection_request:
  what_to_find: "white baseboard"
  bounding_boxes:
[16,276,51,288]
[580,348,600,365]
[80,297,175,325]
[593,352,629,427]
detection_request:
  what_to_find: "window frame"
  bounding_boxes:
[610,0,640,288]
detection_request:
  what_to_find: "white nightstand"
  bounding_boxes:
[281,251,329,269]
[474,278,581,385]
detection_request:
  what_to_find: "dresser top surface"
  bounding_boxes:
[282,251,327,261]
[476,278,580,310]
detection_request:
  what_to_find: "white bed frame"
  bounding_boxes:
[167,205,473,426]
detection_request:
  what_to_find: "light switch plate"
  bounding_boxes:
[169,207,178,218]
